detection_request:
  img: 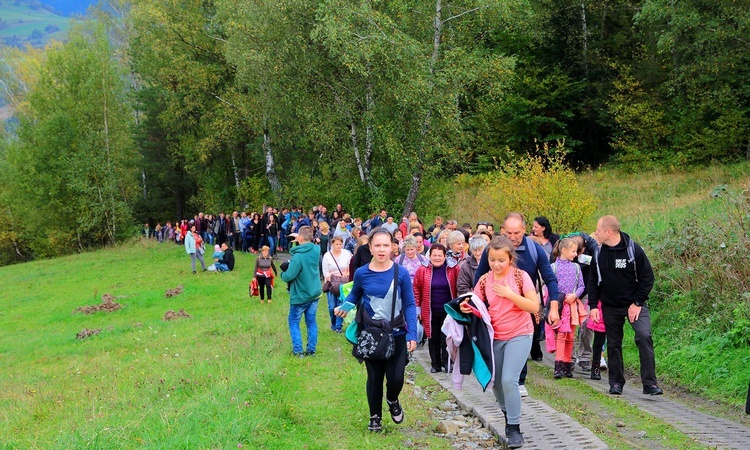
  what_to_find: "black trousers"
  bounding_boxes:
[256,275,273,300]
[232,231,241,250]
[602,304,657,387]
[592,331,607,367]
[365,334,407,417]
[428,309,448,370]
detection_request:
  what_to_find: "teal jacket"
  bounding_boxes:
[281,242,322,304]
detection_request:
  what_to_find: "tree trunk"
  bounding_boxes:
[580,0,589,78]
[142,169,147,200]
[403,0,441,216]
[363,81,376,191]
[102,72,116,245]
[230,148,242,202]
[263,119,282,194]
[351,119,366,182]
[746,139,750,160]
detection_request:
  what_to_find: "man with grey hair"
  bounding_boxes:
[280,226,322,357]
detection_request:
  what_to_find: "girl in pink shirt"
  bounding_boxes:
[462,236,539,449]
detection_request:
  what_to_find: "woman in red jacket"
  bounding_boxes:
[413,243,459,373]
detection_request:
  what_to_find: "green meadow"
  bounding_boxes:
[0,241,451,448]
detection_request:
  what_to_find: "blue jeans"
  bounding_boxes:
[267,236,277,255]
[288,300,318,354]
[279,233,288,251]
[216,263,229,272]
[327,292,343,331]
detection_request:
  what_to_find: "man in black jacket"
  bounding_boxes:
[220,243,235,271]
[588,215,662,396]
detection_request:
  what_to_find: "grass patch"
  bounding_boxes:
[524,363,706,450]
[0,241,452,448]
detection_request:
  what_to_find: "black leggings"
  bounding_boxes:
[364,334,407,417]
[256,275,273,300]
[592,331,606,368]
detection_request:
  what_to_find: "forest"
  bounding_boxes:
[0,0,749,264]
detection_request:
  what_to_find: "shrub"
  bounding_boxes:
[649,183,750,347]
[455,142,598,233]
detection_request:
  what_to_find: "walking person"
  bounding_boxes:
[545,238,586,379]
[413,243,459,373]
[474,213,559,397]
[254,245,277,303]
[185,223,207,274]
[334,228,418,432]
[322,236,352,333]
[280,226,322,356]
[587,215,662,396]
[463,236,539,448]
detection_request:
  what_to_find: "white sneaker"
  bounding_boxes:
[518,385,529,397]
[600,356,608,371]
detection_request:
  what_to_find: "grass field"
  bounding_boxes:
[0,241,452,448]
[0,2,70,45]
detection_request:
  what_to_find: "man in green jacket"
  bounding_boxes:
[280,226,322,356]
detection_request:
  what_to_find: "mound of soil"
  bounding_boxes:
[76,328,101,339]
[75,295,123,314]
[163,309,193,321]
[165,285,184,298]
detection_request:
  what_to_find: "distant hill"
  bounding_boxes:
[40,0,96,16]
[0,0,94,48]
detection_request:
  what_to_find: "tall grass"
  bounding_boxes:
[444,160,750,406]
[0,241,452,448]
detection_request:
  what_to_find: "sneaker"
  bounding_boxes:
[387,399,404,424]
[578,360,592,372]
[591,365,601,380]
[518,385,529,397]
[293,352,305,358]
[643,385,663,395]
[609,384,623,395]
[304,351,316,357]
[368,415,382,432]
[600,357,608,371]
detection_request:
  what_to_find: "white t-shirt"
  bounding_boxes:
[322,250,353,279]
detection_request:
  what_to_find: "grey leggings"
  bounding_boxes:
[491,334,532,425]
[190,252,206,272]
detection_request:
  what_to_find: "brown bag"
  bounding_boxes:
[323,254,347,297]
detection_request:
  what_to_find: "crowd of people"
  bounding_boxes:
[153,204,662,448]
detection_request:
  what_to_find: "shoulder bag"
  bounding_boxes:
[353,264,399,361]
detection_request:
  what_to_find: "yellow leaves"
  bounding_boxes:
[464,142,599,233]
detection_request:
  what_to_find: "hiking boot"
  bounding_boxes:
[643,385,663,395]
[609,384,623,395]
[553,361,564,379]
[368,415,382,432]
[591,365,601,380]
[578,360,591,372]
[564,362,574,378]
[387,399,404,424]
[506,424,524,449]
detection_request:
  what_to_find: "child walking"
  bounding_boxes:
[587,301,606,380]
[254,245,277,303]
[546,238,586,379]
